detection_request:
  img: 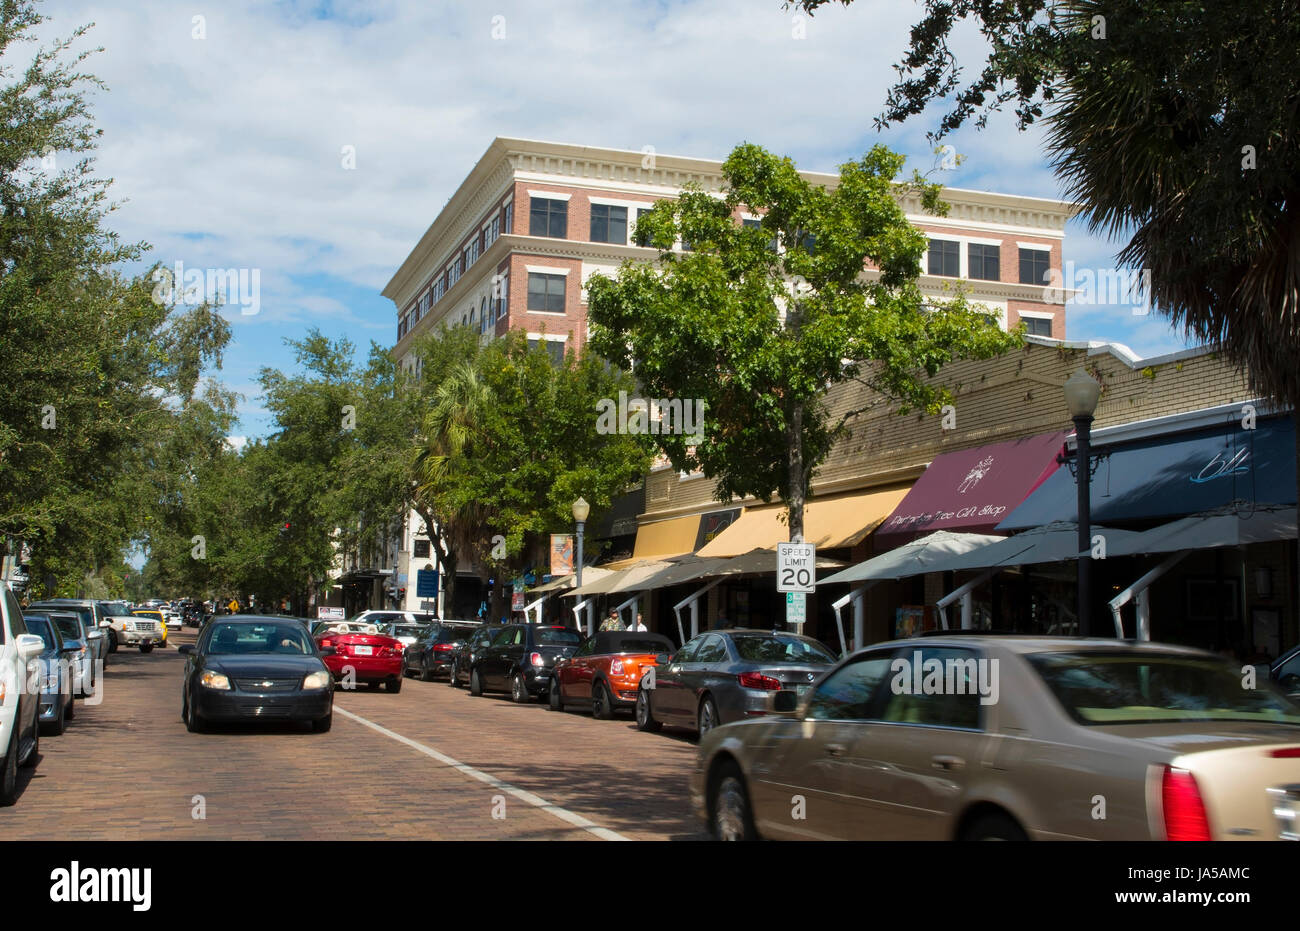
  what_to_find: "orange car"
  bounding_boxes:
[549,630,674,718]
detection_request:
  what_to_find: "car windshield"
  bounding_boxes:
[731,634,836,664]
[207,623,314,655]
[536,628,583,646]
[51,616,81,641]
[1028,651,1300,726]
[27,617,55,650]
[436,626,475,642]
[389,625,425,638]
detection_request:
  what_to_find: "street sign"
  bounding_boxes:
[416,569,439,598]
[786,591,807,625]
[776,542,816,593]
[317,606,345,621]
[511,590,526,611]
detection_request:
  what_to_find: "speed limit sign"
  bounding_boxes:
[777,542,816,593]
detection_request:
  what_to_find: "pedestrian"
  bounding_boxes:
[630,612,647,632]
[599,609,624,632]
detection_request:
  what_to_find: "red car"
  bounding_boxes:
[316,625,406,693]
[550,630,674,718]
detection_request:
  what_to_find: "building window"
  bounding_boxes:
[413,539,430,558]
[494,272,508,322]
[1022,315,1052,336]
[491,216,500,243]
[529,197,567,238]
[480,297,488,334]
[635,207,654,246]
[528,337,566,365]
[527,272,566,313]
[470,237,480,264]
[463,245,473,270]
[590,204,628,244]
[1019,247,1050,286]
[927,239,959,277]
[503,202,513,234]
[968,243,1001,281]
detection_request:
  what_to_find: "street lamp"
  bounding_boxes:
[1064,369,1103,637]
[572,496,589,632]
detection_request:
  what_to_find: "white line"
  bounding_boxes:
[334,707,628,841]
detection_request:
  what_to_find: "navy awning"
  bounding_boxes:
[997,415,1296,531]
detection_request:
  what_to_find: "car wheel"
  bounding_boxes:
[185,694,206,733]
[140,643,153,654]
[64,694,74,721]
[420,659,435,682]
[548,680,564,711]
[22,718,38,766]
[697,696,720,739]
[311,713,333,733]
[108,630,118,653]
[0,726,18,806]
[710,762,758,841]
[510,673,530,703]
[469,668,483,696]
[42,701,66,737]
[366,680,381,691]
[448,661,461,688]
[387,676,402,693]
[592,681,614,720]
[960,812,1028,841]
[635,688,662,732]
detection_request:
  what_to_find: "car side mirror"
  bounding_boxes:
[655,653,672,665]
[16,634,44,659]
[773,691,799,713]
[177,644,194,655]
[1278,673,1300,692]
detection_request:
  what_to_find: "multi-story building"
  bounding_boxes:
[382,137,1077,614]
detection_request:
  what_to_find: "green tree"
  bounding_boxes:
[586,142,1016,541]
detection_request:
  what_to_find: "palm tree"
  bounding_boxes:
[411,360,493,615]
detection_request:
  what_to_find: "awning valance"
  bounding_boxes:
[999,416,1296,531]
[817,530,1006,587]
[877,431,1066,538]
[921,521,1140,574]
[1101,505,1297,558]
[696,486,910,558]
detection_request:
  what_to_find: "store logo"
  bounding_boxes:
[49,861,151,911]
[1190,447,1250,484]
[958,455,994,494]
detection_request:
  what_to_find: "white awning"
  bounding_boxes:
[817,531,1006,587]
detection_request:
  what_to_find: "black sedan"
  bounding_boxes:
[179,617,334,733]
[636,628,837,738]
[405,621,480,681]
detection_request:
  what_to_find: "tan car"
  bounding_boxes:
[691,636,1300,840]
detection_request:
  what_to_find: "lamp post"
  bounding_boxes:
[1064,369,1103,637]
[572,496,589,631]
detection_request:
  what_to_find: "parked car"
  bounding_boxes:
[131,609,168,648]
[448,624,502,689]
[349,609,438,629]
[1,587,44,804]
[315,627,406,692]
[635,629,836,738]
[27,599,109,674]
[179,617,334,732]
[551,630,674,718]
[385,622,428,649]
[97,601,134,649]
[28,612,92,699]
[107,614,163,652]
[468,624,583,703]
[405,621,480,682]
[692,635,1300,841]
[22,614,75,735]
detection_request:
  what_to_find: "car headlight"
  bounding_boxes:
[199,670,232,690]
[302,671,331,690]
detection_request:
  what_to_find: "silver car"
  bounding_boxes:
[691,635,1300,840]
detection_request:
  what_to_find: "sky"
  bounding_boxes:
[35,0,1193,442]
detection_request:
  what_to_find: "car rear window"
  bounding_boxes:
[1028,651,1300,726]
[536,628,583,646]
[731,634,836,664]
[26,617,55,650]
[51,615,81,641]
[435,626,477,642]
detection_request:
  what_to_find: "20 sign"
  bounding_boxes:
[777,542,816,593]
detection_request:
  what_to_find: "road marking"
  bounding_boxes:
[334,707,628,841]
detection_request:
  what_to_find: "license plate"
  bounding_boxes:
[354,645,373,655]
[796,685,811,698]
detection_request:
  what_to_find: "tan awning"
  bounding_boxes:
[631,514,701,560]
[529,566,613,594]
[696,486,911,558]
[563,559,669,598]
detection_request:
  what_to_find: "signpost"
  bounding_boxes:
[416,569,439,599]
[778,543,815,633]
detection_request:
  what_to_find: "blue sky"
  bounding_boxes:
[39,0,1192,442]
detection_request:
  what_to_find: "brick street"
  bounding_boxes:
[1,630,706,841]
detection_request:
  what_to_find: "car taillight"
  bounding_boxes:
[610,659,625,675]
[320,638,333,648]
[1270,747,1300,758]
[530,652,544,667]
[738,671,782,691]
[433,643,454,652]
[1161,766,1212,840]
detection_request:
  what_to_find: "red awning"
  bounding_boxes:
[876,430,1067,539]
